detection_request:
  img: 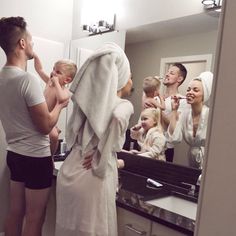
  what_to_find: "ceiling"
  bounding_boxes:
[125,11,220,45]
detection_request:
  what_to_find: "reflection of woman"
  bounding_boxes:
[167,72,213,169]
[55,43,133,236]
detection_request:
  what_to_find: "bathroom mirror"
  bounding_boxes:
[124,11,220,167]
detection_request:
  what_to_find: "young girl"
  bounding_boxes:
[130,108,166,161]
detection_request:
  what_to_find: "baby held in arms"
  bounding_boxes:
[130,108,166,161]
[33,53,77,155]
[142,75,165,111]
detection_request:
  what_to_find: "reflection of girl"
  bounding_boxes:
[55,43,133,236]
[167,72,213,169]
[130,108,166,161]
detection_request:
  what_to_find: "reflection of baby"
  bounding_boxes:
[34,53,77,155]
[142,76,165,111]
[130,108,166,161]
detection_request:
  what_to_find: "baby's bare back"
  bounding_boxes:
[44,85,70,111]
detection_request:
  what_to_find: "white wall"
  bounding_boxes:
[0,0,74,43]
[70,30,126,63]
[195,0,236,235]
[115,0,204,30]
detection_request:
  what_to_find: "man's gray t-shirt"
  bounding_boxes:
[0,66,50,157]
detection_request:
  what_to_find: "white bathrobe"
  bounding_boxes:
[55,43,133,236]
[167,71,213,169]
[167,105,209,169]
[130,127,166,161]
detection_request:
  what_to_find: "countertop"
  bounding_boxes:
[116,170,197,235]
[54,161,196,235]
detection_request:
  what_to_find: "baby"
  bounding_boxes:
[142,76,165,111]
[34,53,77,155]
[130,108,166,161]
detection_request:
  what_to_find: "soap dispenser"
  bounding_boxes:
[60,138,67,155]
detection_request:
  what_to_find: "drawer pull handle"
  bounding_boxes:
[125,224,147,235]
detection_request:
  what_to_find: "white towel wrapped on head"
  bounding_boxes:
[66,42,132,178]
[194,71,213,106]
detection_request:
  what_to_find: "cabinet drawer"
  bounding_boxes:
[151,221,187,236]
[117,207,151,236]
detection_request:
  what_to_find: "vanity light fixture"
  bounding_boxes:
[202,0,216,6]
[202,0,222,12]
[82,15,116,36]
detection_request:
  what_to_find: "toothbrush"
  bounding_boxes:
[171,96,187,100]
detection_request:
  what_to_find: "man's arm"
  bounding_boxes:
[28,100,68,135]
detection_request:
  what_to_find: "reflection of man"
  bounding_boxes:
[162,63,188,162]
[143,63,188,162]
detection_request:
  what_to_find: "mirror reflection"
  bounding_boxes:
[123,12,219,168]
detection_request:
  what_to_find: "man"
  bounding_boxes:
[162,63,188,162]
[0,16,68,236]
[143,63,188,162]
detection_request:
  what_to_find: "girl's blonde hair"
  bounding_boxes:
[141,108,163,131]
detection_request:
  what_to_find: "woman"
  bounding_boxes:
[55,43,133,236]
[167,71,213,169]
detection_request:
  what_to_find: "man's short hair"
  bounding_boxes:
[172,63,187,85]
[0,16,27,54]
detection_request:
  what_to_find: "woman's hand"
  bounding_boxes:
[171,95,180,111]
[82,155,93,170]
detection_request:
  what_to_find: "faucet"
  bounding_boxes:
[181,182,196,196]
[188,184,196,196]
[196,174,202,186]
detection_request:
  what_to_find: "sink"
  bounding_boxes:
[118,170,198,220]
[118,170,169,199]
[146,194,198,220]
[171,191,198,203]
